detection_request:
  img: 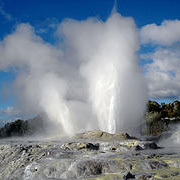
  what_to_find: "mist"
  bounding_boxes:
[0,12,148,136]
[158,123,180,148]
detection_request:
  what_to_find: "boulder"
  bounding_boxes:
[60,142,99,151]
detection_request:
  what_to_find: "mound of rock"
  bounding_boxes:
[73,130,134,141]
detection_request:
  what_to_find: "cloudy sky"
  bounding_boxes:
[0,0,180,124]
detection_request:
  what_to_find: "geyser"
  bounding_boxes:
[0,12,147,136]
[60,13,148,134]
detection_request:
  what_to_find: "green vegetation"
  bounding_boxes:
[145,100,180,136]
[0,115,44,138]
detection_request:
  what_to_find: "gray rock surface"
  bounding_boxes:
[0,131,180,180]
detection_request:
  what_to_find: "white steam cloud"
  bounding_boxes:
[140,20,180,45]
[0,13,147,136]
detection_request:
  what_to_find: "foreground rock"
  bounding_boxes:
[0,130,180,180]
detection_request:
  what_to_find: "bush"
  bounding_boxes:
[147,101,161,112]
[145,111,169,136]
[0,116,44,138]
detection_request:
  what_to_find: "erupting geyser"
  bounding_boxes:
[0,12,147,136]
[60,13,148,134]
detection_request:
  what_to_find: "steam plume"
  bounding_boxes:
[0,13,147,136]
[111,0,118,15]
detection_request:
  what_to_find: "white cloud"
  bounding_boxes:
[140,19,180,99]
[144,47,180,98]
[140,20,180,45]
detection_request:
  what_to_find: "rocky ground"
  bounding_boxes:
[0,130,180,180]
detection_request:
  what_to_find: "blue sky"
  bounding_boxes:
[1,0,180,38]
[0,0,180,123]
